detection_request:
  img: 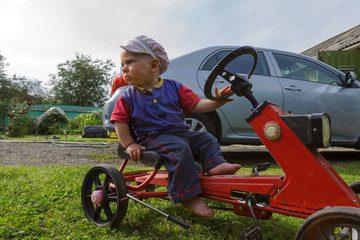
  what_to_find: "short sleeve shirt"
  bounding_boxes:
[110,78,201,139]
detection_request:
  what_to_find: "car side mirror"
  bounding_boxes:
[345,71,357,87]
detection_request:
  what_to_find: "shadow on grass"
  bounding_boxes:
[105,197,302,239]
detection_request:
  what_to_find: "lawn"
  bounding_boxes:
[0,134,111,143]
[0,161,359,239]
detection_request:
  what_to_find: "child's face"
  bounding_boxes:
[120,50,156,87]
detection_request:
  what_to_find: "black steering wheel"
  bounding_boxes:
[204,46,258,106]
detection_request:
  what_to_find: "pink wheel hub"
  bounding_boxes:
[91,190,105,205]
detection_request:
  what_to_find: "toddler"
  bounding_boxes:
[110,35,241,218]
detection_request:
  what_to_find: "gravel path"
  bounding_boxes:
[2,139,355,167]
[0,140,122,166]
[0,139,267,167]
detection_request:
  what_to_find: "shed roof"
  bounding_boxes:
[301,25,360,58]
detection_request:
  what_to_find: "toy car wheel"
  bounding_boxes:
[81,164,128,228]
[350,180,360,196]
[295,206,360,240]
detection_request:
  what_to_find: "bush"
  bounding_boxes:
[66,110,102,135]
[7,98,36,137]
[7,106,103,137]
[38,112,68,135]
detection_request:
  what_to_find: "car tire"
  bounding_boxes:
[355,142,360,150]
[185,113,217,139]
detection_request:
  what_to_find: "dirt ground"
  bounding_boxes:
[1,139,356,166]
[0,140,122,166]
[0,139,270,166]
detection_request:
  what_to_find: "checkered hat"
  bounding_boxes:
[120,35,170,74]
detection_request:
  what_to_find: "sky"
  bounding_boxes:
[0,0,359,86]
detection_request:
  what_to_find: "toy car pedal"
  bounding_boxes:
[251,162,271,176]
[243,197,263,239]
[239,225,263,240]
[126,193,189,229]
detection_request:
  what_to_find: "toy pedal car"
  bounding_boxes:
[81,46,360,239]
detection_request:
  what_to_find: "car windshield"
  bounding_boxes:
[201,50,270,76]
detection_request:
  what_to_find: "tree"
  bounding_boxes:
[0,51,48,132]
[10,75,47,102]
[0,52,47,103]
[0,52,10,100]
[49,53,115,107]
[0,52,10,131]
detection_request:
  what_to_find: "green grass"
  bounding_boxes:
[0,134,110,142]
[0,162,359,239]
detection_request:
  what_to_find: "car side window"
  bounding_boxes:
[201,50,270,76]
[273,53,342,85]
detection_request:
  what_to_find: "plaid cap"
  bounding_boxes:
[120,35,170,74]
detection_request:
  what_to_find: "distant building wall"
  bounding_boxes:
[1,105,102,130]
[317,49,360,79]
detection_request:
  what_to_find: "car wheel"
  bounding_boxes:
[354,142,360,150]
[185,113,217,139]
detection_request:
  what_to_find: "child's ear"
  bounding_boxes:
[150,58,160,73]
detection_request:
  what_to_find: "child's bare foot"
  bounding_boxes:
[182,196,214,218]
[208,163,242,175]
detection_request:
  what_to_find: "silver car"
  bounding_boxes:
[102,46,359,148]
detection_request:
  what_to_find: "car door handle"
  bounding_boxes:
[205,77,225,83]
[215,77,225,83]
[284,85,302,91]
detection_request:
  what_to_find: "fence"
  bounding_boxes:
[1,104,102,130]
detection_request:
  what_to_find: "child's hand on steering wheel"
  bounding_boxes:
[214,86,234,104]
